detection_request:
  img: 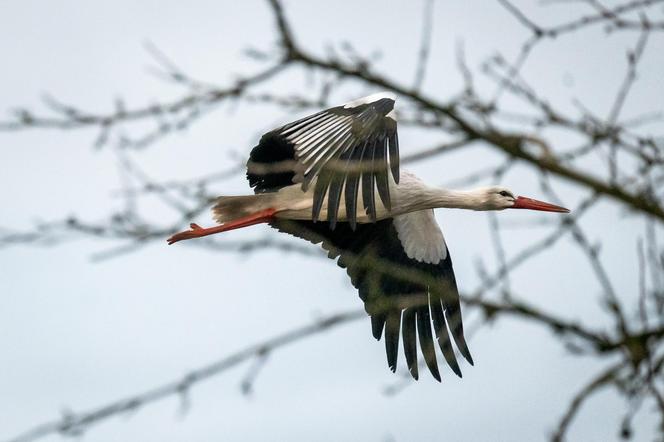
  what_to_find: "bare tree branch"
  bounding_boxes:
[4,310,366,442]
[2,0,663,440]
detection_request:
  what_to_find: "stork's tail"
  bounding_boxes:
[212,194,277,224]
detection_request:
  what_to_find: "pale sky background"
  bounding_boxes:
[1,1,662,441]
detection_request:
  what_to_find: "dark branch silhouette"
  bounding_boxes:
[2,0,663,441]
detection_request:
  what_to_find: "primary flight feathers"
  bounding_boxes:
[247,91,399,229]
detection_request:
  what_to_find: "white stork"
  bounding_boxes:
[168,92,569,381]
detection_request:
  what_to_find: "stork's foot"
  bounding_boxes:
[167,223,206,245]
[166,208,278,246]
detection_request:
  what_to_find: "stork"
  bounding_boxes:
[168,92,569,381]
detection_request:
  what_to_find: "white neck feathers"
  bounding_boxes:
[394,172,501,213]
[395,173,490,212]
[424,188,489,210]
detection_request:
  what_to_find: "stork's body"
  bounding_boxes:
[214,171,475,224]
[168,92,569,381]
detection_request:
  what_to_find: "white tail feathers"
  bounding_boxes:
[212,194,277,224]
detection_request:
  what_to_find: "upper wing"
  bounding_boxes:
[270,211,473,381]
[246,92,399,228]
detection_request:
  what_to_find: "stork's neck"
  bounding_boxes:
[399,185,486,212]
[394,172,490,212]
[417,187,487,211]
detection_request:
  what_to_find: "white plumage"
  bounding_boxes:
[393,210,447,264]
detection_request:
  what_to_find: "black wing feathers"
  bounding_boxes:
[385,311,401,373]
[361,147,377,222]
[387,118,399,181]
[430,298,463,377]
[247,95,399,227]
[402,308,419,379]
[270,219,472,380]
[374,134,391,212]
[246,133,297,193]
[343,141,365,230]
[417,306,441,382]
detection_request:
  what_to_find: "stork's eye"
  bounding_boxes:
[499,190,512,198]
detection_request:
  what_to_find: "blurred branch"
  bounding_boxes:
[264,0,664,223]
[1,63,286,132]
[551,362,623,442]
[6,236,664,441]
[412,0,435,92]
[4,310,366,442]
[1,0,663,440]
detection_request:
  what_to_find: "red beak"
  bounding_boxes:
[511,196,570,213]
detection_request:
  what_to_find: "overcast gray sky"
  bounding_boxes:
[1,1,662,441]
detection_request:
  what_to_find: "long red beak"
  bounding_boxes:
[511,196,570,213]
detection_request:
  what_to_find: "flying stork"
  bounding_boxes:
[167,92,569,381]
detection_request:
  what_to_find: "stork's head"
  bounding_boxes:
[479,186,570,212]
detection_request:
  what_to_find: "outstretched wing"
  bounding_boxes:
[270,211,473,381]
[246,92,399,228]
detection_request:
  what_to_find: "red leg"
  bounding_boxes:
[167,208,277,245]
